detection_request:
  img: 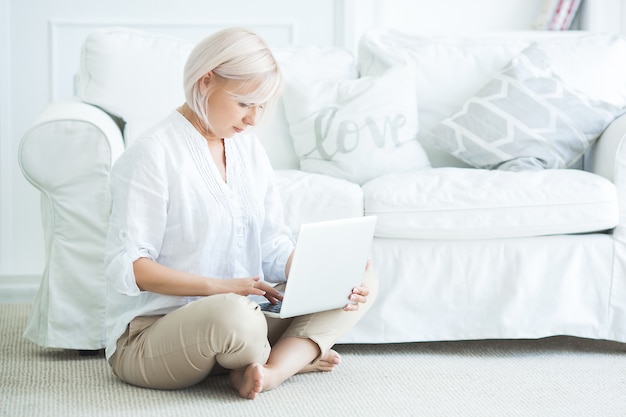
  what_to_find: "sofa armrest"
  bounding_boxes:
[18,99,124,350]
[586,113,626,242]
[592,112,626,339]
[20,99,125,178]
[586,113,626,182]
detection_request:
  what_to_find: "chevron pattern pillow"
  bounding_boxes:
[426,43,623,171]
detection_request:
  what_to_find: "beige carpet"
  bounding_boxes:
[2,303,626,417]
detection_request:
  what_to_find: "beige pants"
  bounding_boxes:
[109,268,378,390]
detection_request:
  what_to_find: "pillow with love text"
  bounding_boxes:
[282,65,431,185]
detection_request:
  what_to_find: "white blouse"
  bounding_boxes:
[104,110,295,359]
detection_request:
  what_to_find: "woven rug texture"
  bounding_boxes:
[2,303,626,417]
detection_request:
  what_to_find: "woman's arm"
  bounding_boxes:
[134,257,282,302]
[285,250,294,279]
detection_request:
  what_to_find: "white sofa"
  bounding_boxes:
[19,28,626,351]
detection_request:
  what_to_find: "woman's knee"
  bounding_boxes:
[362,266,379,307]
[197,294,268,336]
[196,294,270,368]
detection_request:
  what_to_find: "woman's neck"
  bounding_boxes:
[178,103,222,144]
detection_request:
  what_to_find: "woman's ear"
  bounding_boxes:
[198,71,214,94]
[203,71,214,86]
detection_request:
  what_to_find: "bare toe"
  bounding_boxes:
[230,363,264,399]
[298,349,341,374]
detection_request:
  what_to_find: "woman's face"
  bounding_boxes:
[203,74,263,139]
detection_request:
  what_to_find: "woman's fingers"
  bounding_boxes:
[354,285,370,297]
[344,284,370,311]
[343,303,359,311]
[256,281,283,303]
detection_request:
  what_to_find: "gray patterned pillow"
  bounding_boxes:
[426,43,624,170]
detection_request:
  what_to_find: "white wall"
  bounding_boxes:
[1,0,625,283]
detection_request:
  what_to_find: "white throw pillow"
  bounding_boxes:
[283,65,430,184]
[77,29,195,143]
[257,45,358,169]
[425,44,623,170]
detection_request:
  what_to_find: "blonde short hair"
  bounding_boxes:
[183,27,283,131]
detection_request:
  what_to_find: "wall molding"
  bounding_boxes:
[47,18,298,101]
[334,0,378,53]
[0,274,38,304]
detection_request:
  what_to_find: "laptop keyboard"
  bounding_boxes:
[259,301,282,314]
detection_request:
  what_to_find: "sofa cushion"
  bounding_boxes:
[426,44,622,171]
[362,168,618,239]
[359,29,626,167]
[274,170,363,235]
[283,65,430,185]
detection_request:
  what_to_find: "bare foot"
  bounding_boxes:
[298,349,341,374]
[229,363,264,399]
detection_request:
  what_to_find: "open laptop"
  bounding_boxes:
[259,216,377,318]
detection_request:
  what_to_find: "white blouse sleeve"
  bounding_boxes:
[104,138,169,296]
[259,159,295,283]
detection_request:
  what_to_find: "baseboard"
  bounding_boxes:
[0,275,39,303]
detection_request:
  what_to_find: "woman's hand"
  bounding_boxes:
[344,260,372,312]
[221,277,283,304]
[344,285,370,311]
